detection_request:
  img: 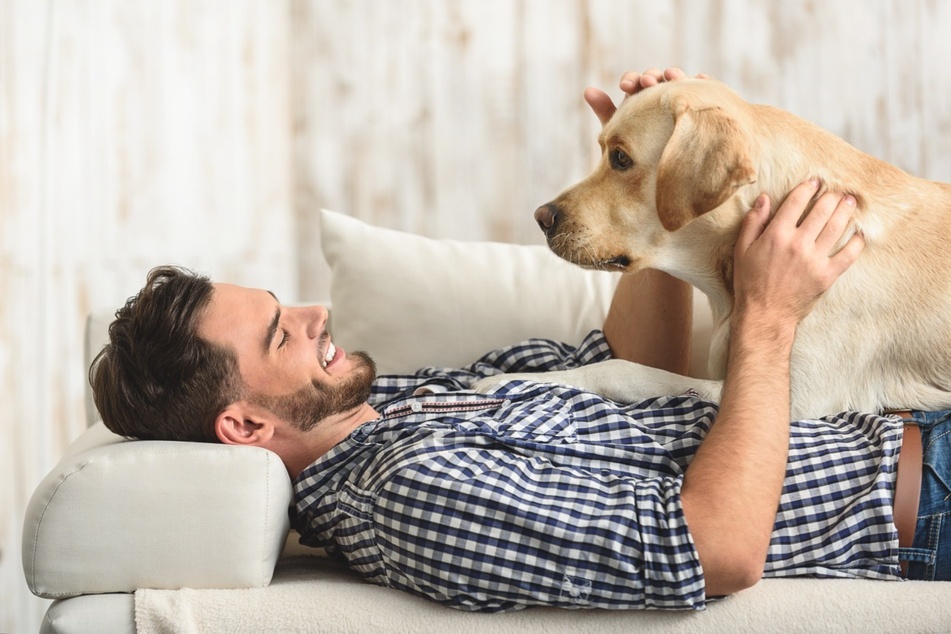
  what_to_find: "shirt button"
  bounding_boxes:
[569,586,581,597]
[410,402,423,413]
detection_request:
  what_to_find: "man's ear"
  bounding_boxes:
[214,402,275,447]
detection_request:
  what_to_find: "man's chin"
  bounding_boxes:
[336,352,376,414]
[255,352,378,434]
[350,350,377,382]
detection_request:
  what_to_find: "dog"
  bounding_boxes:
[477,77,951,420]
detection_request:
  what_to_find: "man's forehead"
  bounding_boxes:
[200,283,276,341]
[207,282,276,303]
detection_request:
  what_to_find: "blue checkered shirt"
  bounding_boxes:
[293,331,904,612]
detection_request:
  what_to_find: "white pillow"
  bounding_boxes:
[319,209,622,375]
[23,423,292,598]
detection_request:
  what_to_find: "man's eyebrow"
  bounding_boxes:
[264,291,281,354]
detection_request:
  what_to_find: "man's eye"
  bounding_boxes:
[278,330,290,349]
[609,148,633,171]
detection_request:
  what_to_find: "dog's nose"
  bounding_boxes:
[534,204,560,234]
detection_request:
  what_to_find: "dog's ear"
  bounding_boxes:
[655,99,756,231]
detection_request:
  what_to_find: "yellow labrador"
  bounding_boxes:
[479,78,951,420]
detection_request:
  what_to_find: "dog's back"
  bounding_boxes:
[739,87,951,416]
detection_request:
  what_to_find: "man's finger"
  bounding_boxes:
[584,88,617,126]
[641,67,664,81]
[829,231,866,277]
[814,194,857,252]
[619,71,643,94]
[664,68,686,81]
[773,179,821,226]
[735,194,771,256]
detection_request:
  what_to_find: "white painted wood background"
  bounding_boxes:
[3,1,950,630]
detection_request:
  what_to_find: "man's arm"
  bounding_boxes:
[681,182,864,596]
[603,270,693,375]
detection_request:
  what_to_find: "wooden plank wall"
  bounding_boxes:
[3,1,950,630]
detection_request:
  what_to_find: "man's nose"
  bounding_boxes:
[302,304,329,338]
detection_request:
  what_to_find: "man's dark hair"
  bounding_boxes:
[89,266,243,442]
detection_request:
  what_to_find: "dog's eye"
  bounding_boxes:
[609,148,633,171]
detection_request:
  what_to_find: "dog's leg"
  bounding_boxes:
[472,359,722,404]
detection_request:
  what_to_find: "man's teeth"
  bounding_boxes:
[322,342,336,368]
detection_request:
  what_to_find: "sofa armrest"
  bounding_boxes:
[23,423,292,598]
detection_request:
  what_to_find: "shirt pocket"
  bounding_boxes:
[481,388,577,444]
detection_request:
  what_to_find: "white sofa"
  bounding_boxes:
[23,210,951,633]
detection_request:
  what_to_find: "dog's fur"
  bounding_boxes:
[480,78,951,420]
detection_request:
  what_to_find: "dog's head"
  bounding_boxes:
[536,79,758,274]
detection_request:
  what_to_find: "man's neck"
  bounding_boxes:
[285,402,380,480]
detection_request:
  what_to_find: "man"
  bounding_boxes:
[91,70,947,611]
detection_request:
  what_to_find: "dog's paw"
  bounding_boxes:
[571,359,723,403]
[471,365,637,399]
[470,361,723,404]
[471,372,558,394]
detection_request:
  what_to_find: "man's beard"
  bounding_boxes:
[250,352,377,432]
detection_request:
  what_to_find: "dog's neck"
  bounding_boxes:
[656,200,745,307]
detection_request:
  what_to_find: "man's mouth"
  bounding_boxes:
[321,341,337,368]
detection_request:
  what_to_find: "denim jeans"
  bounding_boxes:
[900,409,951,580]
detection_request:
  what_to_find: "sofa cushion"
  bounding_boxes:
[22,423,292,599]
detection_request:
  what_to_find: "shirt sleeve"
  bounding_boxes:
[366,448,706,612]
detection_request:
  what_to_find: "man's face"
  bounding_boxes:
[198,283,376,431]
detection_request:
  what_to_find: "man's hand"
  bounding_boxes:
[618,67,709,96]
[584,67,708,125]
[733,180,866,335]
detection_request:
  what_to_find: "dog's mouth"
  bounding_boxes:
[595,255,632,271]
[545,230,634,272]
[549,243,633,271]
[561,253,632,272]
